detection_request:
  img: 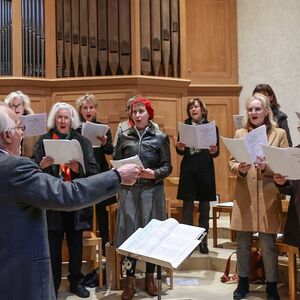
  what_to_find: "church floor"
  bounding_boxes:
[57,216,296,300]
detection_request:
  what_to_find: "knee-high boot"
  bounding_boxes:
[121,276,135,300]
[145,273,158,296]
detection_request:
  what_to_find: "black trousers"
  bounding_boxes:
[48,217,83,293]
[96,204,109,255]
[182,200,210,233]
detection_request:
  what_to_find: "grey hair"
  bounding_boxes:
[4,91,34,114]
[47,102,81,129]
[0,109,15,133]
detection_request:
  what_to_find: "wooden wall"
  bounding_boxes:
[0,0,241,201]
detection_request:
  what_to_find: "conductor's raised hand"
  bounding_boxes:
[116,164,140,185]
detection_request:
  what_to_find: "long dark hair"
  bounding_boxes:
[252,84,279,109]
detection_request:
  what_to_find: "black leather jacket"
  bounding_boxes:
[113,123,172,184]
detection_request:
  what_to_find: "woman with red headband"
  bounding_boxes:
[113,97,172,300]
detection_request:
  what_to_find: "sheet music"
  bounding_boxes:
[221,137,252,164]
[244,125,268,163]
[19,113,47,137]
[118,218,205,269]
[110,154,144,169]
[178,121,217,149]
[81,121,109,147]
[221,125,268,164]
[43,139,86,173]
[233,115,244,129]
[262,145,300,179]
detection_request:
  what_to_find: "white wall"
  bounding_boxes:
[237,0,300,144]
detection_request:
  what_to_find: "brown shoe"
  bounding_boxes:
[145,273,158,296]
[121,276,135,300]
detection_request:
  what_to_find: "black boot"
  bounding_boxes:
[266,282,280,300]
[233,277,249,299]
[199,235,209,254]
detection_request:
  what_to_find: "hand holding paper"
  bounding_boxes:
[81,121,109,147]
[43,139,86,173]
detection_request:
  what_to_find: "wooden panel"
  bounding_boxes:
[184,0,237,84]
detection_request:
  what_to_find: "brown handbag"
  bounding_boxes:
[220,249,265,284]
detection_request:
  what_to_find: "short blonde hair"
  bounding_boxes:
[4,91,34,115]
[76,94,98,121]
[47,102,80,129]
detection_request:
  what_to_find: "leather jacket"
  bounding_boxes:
[113,123,172,184]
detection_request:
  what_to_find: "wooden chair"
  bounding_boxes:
[61,206,103,288]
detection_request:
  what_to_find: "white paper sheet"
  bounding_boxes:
[19,113,47,137]
[221,125,268,164]
[233,115,244,129]
[81,121,109,147]
[43,139,86,173]
[110,154,144,169]
[262,145,300,179]
[178,121,217,149]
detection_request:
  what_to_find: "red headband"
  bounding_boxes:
[130,97,154,120]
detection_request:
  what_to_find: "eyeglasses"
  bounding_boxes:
[56,116,71,121]
[10,104,24,109]
[14,125,26,131]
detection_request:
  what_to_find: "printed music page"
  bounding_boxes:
[178,121,217,149]
[118,218,205,269]
[221,125,268,164]
[233,115,244,129]
[110,154,144,169]
[43,139,86,173]
[81,121,109,147]
[19,113,47,137]
[262,145,300,180]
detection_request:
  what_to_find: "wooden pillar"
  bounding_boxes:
[12,0,22,76]
[131,0,141,75]
[44,0,57,78]
[179,0,187,79]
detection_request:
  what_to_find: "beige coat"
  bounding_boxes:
[229,127,288,233]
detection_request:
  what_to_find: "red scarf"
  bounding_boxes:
[52,132,71,181]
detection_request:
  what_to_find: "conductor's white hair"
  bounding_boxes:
[47,102,81,129]
[0,109,16,147]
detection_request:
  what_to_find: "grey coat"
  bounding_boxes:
[0,152,120,300]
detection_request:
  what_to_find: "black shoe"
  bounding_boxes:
[233,277,249,299]
[266,282,280,300]
[69,283,90,298]
[199,243,209,254]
